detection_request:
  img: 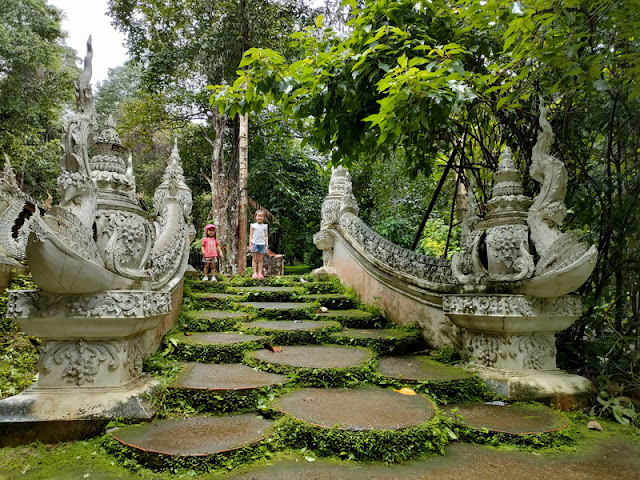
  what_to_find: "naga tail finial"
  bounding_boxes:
[75,36,95,116]
[534,96,554,157]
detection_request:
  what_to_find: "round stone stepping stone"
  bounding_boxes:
[111,414,272,456]
[441,403,570,434]
[245,320,341,332]
[238,302,315,310]
[248,345,373,369]
[169,363,288,391]
[377,355,475,382]
[273,387,435,430]
[181,332,265,345]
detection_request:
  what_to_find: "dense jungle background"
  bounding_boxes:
[1,0,639,425]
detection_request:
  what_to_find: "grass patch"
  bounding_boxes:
[0,275,39,400]
[164,332,266,363]
[269,413,451,462]
[330,325,426,356]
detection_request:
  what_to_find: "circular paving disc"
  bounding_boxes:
[249,345,373,369]
[169,362,288,390]
[112,414,272,456]
[273,387,435,430]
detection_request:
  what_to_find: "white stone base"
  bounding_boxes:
[474,366,596,408]
[0,375,160,446]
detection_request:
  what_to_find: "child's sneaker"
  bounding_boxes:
[202,276,208,281]
[252,273,259,279]
[210,276,217,282]
[258,274,264,279]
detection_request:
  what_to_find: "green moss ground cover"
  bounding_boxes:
[0,275,39,400]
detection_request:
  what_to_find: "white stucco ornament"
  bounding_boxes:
[446,102,598,401]
[313,101,598,404]
[0,37,194,436]
[452,104,597,297]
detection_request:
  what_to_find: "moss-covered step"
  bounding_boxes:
[230,286,301,300]
[241,319,343,345]
[233,286,299,292]
[105,414,273,472]
[329,327,426,355]
[164,362,289,413]
[441,403,573,447]
[314,309,387,328]
[184,310,253,332]
[184,279,229,293]
[236,302,318,320]
[188,292,245,310]
[300,281,342,294]
[246,345,375,387]
[375,355,489,404]
[189,292,240,300]
[271,386,447,461]
[212,276,305,288]
[166,332,267,363]
[299,293,357,309]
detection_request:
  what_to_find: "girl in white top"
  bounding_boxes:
[249,210,268,279]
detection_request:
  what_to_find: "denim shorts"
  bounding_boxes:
[251,244,266,254]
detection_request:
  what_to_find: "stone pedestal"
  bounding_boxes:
[0,376,160,446]
[0,289,173,445]
[443,294,595,406]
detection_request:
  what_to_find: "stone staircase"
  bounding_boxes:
[103,275,574,473]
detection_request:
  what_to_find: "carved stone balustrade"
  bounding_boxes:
[0,39,193,446]
[314,103,597,405]
[0,156,38,288]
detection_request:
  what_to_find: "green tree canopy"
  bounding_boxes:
[214,0,640,391]
[0,0,78,198]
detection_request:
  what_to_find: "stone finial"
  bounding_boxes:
[1,154,21,196]
[95,114,124,150]
[126,153,134,180]
[492,147,524,197]
[75,36,95,117]
[162,139,186,190]
[153,139,192,218]
[483,146,531,224]
[328,166,351,196]
[452,104,597,296]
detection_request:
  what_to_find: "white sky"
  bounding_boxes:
[48,0,129,84]
[48,0,328,84]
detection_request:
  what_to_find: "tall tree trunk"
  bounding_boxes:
[455,157,468,224]
[225,117,241,275]
[225,186,239,275]
[238,112,249,275]
[206,110,235,274]
[236,0,250,275]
